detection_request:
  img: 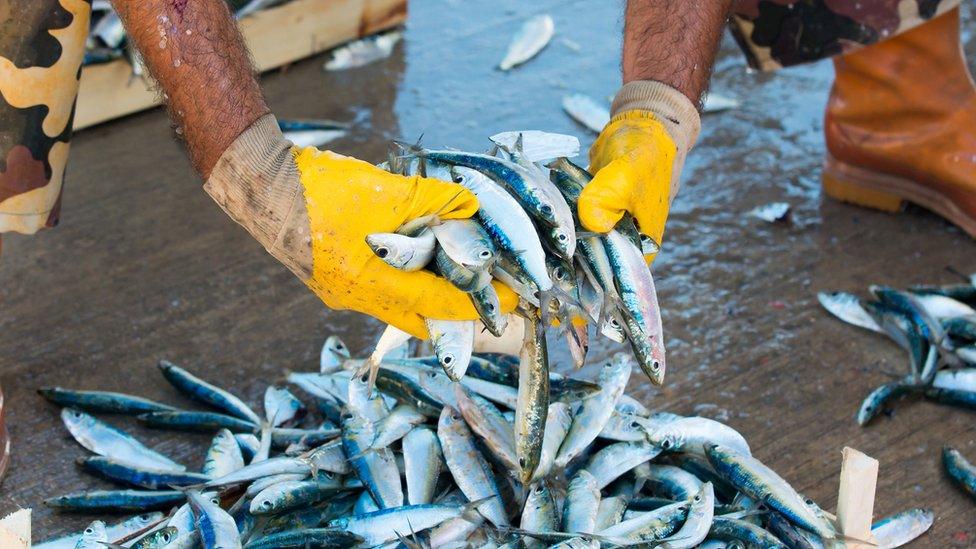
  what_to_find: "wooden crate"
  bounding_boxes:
[74,0,407,130]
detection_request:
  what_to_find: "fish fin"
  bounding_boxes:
[514,132,524,153]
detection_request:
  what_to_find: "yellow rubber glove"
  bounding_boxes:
[295,147,517,339]
[579,110,676,261]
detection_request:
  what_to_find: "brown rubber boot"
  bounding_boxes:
[823,7,976,237]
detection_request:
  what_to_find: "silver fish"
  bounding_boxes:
[583,441,662,489]
[432,219,496,270]
[933,368,976,391]
[499,14,554,70]
[912,293,976,319]
[370,404,426,450]
[555,355,632,468]
[327,501,481,547]
[471,283,508,337]
[653,483,714,548]
[521,482,559,549]
[455,384,518,473]
[648,416,751,457]
[426,319,475,381]
[440,164,551,293]
[36,513,164,549]
[515,316,550,483]
[594,495,629,531]
[562,94,609,133]
[320,335,351,373]
[706,444,835,539]
[532,401,573,482]
[187,491,242,549]
[872,508,934,548]
[403,427,444,505]
[562,470,601,533]
[61,408,184,471]
[74,520,108,549]
[341,412,403,509]
[366,229,436,272]
[437,406,509,526]
[323,30,402,71]
[643,465,704,500]
[263,386,304,427]
[817,291,883,333]
[245,473,308,498]
[489,131,580,162]
[202,429,245,479]
[597,499,689,541]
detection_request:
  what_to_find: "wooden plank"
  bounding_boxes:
[836,447,879,548]
[74,0,407,130]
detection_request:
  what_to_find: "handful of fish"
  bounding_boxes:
[34,341,933,548]
[369,131,667,390]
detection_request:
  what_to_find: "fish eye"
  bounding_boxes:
[72,411,83,418]
[162,532,172,542]
[334,342,345,350]
[554,267,565,280]
[693,494,702,503]
[534,484,545,494]
[518,457,527,468]
[375,247,389,259]
[261,500,272,509]
[442,355,454,366]
[359,372,369,383]
[85,528,93,534]
[453,175,464,183]
[630,421,642,429]
[533,290,541,300]
[479,250,492,259]
[485,303,495,312]
[661,438,673,450]
[609,318,620,328]
[451,412,461,420]
[651,360,660,371]
[558,233,567,242]
[540,204,553,216]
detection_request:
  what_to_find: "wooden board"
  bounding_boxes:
[73,0,407,130]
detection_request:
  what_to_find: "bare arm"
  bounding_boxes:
[112,0,269,178]
[623,0,733,106]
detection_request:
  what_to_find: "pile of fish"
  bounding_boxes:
[369,131,665,391]
[818,279,976,426]
[35,341,934,548]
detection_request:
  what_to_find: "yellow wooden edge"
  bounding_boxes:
[74,0,407,130]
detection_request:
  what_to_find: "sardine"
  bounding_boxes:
[583,441,662,489]
[186,490,242,549]
[532,401,573,481]
[521,482,559,549]
[78,457,209,490]
[555,355,631,468]
[706,444,836,539]
[158,361,261,425]
[432,219,497,270]
[137,410,258,433]
[203,429,245,478]
[648,416,751,457]
[37,388,177,415]
[403,427,444,505]
[562,94,609,133]
[366,229,436,272]
[263,386,305,427]
[74,521,108,549]
[44,490,185,512]
[871,508,934,548]
[437,406,509,526]
[499,14,554,70]
[817,291,883,333]
[515,316,549,483]
[455,384,518,472]
[426,319,475,381]
[61,408,185,471]
[341,412,403,509]
[320,335,351,373]
[561,470,601,533]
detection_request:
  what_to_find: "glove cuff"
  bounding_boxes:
[611,81,701,199]
[204,113,313,278]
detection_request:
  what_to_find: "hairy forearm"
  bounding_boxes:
[112,0,269,177]
[623,0,733,107]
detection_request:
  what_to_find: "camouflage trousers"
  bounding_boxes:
[0,1,966,234]
[731,0,963,71]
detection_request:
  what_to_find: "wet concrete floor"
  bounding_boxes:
[2,0,976,542]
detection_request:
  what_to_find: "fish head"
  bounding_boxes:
[690,482,714,513]
[322,335,351,365]
[61,407,95,431]
[366,233,416,269]
[648,337,666,384]
[250,496,276,515]
[142,526,179,547]
[81,520,107,541]
[549,226,577,260]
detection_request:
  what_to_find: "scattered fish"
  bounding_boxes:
[499,14,555,70]
[750,202,791,223]
[323,30,402,71]
[562,94,610,133]
[278,119,348,148]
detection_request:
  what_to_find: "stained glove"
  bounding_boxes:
[579,81,702,261]
[205,114,517,339]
